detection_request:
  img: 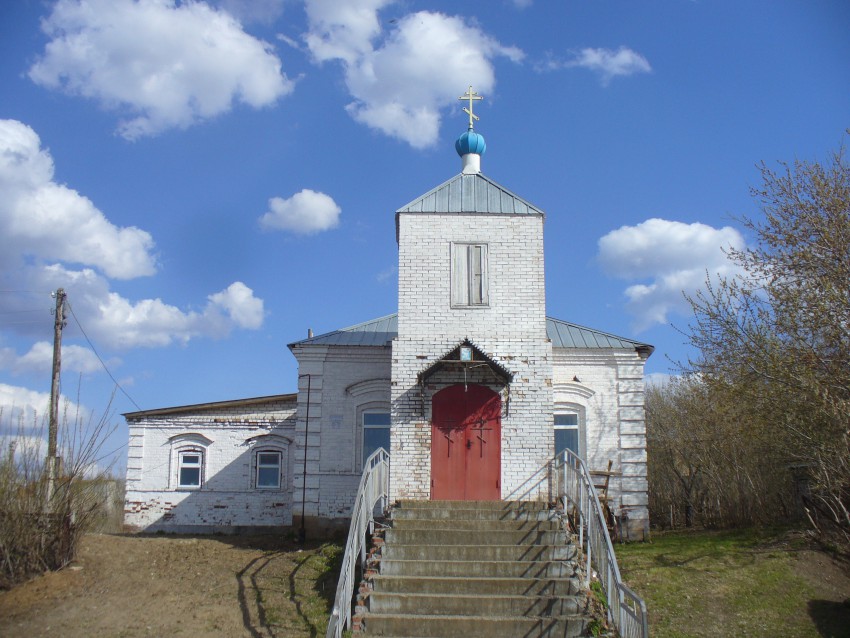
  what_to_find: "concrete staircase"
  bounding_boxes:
[355,500,593,637]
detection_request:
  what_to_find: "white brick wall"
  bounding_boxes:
[124,397,296,531]
[392,212,554,503]
[288,346,391,519]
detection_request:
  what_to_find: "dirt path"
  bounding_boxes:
[0,533,341,638]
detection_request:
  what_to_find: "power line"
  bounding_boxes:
[65,300,143,412]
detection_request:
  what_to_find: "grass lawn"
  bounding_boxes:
[616,529,850,638]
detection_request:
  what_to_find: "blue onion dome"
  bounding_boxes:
[455,129,486,157]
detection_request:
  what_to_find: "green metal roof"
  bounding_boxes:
[396,172,544,216]
[288,313,653,356]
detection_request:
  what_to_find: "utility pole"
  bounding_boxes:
[46,288,66,510]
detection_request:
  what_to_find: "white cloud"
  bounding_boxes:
[0,342,106,376]
[598,218,745,330]
[259,189,341,234]
[0,119,265,351]
[543,46,651,85]
[208,282,265,330]
[0,119,156,279]
[29,0,294,139]
[86,275,266,348]
[0,384,51,431]
[304,2,522,148]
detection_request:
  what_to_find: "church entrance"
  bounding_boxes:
[430,383,501,500]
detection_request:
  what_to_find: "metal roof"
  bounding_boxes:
[288,313,653,355]
[123,393,297,419]
[396,172,545,216]
[545,316,654,355]
[288,313,398,348]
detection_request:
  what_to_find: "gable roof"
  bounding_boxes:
[288,313,653,356]
[123,393,297,419]
[396,172,545,216]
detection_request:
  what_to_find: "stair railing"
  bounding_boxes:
[554,449,649,638]
[325,447,390,638]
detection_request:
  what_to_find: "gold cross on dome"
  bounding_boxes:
[459,85,483,129]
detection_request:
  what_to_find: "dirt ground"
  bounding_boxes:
[0,533,341,638]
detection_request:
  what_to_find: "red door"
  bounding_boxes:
[431,384,501,500]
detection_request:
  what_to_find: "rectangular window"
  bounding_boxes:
[256,451,282,489]
[363,411,391,464]
[452,243,488,306]
[554,413,579,456]
[178,451,202,488]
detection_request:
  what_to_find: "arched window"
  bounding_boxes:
[554,403,585,458]
[246,434,291,490]
[255,450,283,489]
[168,433,212,490]
[177,448,203,488]
[361,408,390,466]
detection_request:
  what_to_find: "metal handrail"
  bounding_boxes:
[325,448,390,638]
[554,449,649,638]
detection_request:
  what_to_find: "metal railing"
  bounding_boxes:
[554,449,649,638]
[325,448,390,638]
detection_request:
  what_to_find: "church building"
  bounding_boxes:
[123,89,653,539]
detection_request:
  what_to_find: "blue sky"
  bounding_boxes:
[1,0,848,472]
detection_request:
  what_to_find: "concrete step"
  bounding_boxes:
[397,500,550,511]
[367,592,588,616]
[391,507,556,522]
[380,543,576,562]
[390,518,560,531]
[371,575,583,597]
[378,559,579,578]
[384,528,566,546]
[361,613,589,638]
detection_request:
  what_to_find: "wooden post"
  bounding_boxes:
[45,288,65,510]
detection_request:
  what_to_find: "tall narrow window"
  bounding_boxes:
[178,450,203,488]
[256,451,282,489]
[452,243,489,307]
[362,411,391,464]
[554,413,579,456]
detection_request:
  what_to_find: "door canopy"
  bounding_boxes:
[418,339,513,386]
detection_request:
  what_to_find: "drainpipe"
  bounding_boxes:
[298,373,311,543]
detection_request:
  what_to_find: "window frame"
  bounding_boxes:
[361,408,391,468]
[255,449,283,490]
[177,448,204,489]
[451,242,489,308]
[554,407,584,459]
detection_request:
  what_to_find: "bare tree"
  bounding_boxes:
[684,138,850,548]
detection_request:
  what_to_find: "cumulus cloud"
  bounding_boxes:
[0,342,106,376]
[29,0,294,139]
[0,383,87,435]
[598,218,745,330]
[83,274,265,348]
[0,119,265,350]
[304,1,522,148]
[0,119,156,279]
[259,189,341,234]
[208,282,265,330]
[542,46,651,85]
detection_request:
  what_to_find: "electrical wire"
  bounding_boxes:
[65,300,144,412]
